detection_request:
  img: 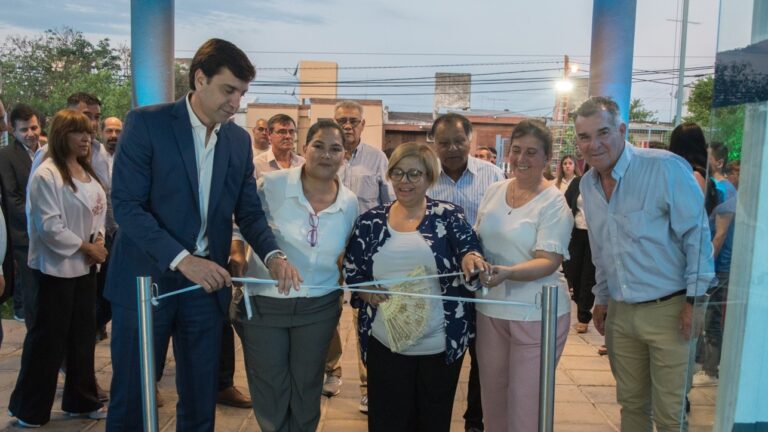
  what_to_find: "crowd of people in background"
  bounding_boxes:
[0,37,738,432]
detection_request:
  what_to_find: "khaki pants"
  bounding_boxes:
[606,295,693,432]
[324,305,368,395]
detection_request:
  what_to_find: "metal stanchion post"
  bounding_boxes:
[137,276,159,432]
[538,284,558,432]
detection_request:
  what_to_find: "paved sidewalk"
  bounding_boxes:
[0,304,717,431]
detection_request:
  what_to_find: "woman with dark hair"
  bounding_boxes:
[9,109,108,427]
[669,122,718,214]
[475,120,573,431]
[555,154,581,193]
[240,119,358,432]
[563,164,596,334]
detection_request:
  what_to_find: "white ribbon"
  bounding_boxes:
[150,273,538,320]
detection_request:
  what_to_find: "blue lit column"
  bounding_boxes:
[131,0,174,107]
[588,0,637,126]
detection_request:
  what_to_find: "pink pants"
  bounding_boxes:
[476,312,570,432]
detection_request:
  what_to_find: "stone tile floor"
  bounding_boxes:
[0,304,717,431]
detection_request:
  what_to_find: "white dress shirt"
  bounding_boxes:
[27,158,107,278]
[253,148,305,179]
[169,96,221,268]
[244,167,358,298]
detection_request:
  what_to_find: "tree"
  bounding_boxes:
[629,98,657,123]
[0,27,131,124]
[684,76,745,161]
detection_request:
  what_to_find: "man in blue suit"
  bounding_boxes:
[105,39,302,431]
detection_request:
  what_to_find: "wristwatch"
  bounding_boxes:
[266,251,288,266]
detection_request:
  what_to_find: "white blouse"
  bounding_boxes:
[475,181,574,321]
[244,166,358,298]
[371,224,445,355]
[27,159,107,278]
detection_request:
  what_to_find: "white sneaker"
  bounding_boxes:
[692,370,719,387]
[67,407,108,419]
[322,375,342,397]
[359,395,368,414]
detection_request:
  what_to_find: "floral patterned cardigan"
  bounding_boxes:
[343,197,483,365]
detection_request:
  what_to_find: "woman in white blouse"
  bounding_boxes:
[9,109,108,427]
[475,120,574,432]
[239,120,358,432]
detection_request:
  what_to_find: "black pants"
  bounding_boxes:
[463,340,483,430]
[565,228,596,324]
[218,319,244,391]
[9,270,102,426]
[367,336,464,432]
[13,247,39,328]
[95,232,114,329]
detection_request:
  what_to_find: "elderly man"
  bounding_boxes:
[252,118,269,157]
[253,114,304,178]
[575,96,713,432]
[320,100,394,411]
[428,112,505,432]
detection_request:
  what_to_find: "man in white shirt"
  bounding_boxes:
[253,114,305,178]
[106,38,302,431]
[427,112,505,432]
[251,118,269,157]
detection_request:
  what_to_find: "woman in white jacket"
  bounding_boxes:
[8,109,108,428]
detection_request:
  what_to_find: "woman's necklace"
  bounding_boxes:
[507,180,539,215]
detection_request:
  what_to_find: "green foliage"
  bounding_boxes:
[629,98,657,123]
[684,76,745,161]
[0,27,132,125]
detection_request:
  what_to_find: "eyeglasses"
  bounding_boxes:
[272,128,296,136]
[335,118,361,127]
[390,168,424,183]
[307,212,319,247]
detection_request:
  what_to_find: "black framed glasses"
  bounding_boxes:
[307,212,319,247]
[390,168,424,183]
[273,128,296,136]
[335,117,362,127]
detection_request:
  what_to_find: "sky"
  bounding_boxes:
[0,0,727,122]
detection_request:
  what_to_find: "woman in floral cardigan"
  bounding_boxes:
[343,142,488,432]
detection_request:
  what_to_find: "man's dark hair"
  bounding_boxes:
[9,104,39,129]
[189,38,255,90]
[67,92,102,108]
[267,114,296,131]
[710,141,729,167]
[574,96,622,127]
[430,113,473,138]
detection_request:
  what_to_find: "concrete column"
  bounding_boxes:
[588,0,637,126]
[131,0,174,107]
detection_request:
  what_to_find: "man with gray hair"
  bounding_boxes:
[322,100,394,412]
[575,96,714,431]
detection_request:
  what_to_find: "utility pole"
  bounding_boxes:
[674,0,690,125]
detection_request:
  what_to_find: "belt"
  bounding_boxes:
[636,289,686,305]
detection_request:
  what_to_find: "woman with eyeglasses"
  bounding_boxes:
[239,119,358,432]
[344,142,488,432]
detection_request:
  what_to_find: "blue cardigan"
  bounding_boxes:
[343,198,482,365]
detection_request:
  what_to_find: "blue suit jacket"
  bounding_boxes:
[105,97,279,313]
